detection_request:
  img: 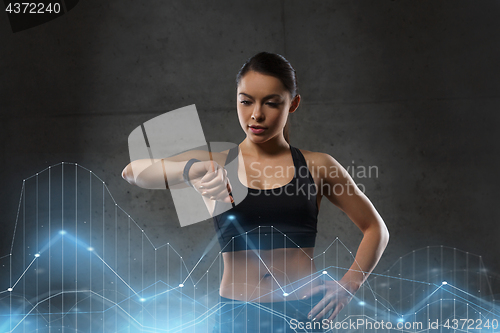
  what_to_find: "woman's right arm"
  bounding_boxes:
[121,149,228,190]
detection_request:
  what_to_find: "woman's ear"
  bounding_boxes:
[289,94,301,114]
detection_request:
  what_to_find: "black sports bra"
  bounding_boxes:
[212,145,319,252]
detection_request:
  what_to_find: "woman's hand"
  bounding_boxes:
[190,160,234,203]
[302,279,359,322]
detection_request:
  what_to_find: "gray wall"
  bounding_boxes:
[1,0,499,290]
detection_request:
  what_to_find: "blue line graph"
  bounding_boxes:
[1,162,499,332]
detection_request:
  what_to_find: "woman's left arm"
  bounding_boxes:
[304,152,390,322]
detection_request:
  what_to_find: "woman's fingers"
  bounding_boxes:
[307,289,351,321]
[213,179,234,202]
[214,189,231,202]
[201,165,224,186]
[197,165,232,202]
[309,295,346,321]
[311,304,338,321]
[200,164,220,183]
[310,299,335,321]
[301,284,325,300]
[327,303,345,321]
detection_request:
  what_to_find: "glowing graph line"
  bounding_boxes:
[3,243,499,332]
[10,257,37,290]
[2,161,500,333]
[7,290,157,333]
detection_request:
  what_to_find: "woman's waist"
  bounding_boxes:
[222,246,315,265]
[220,248,321,302]
[219,272,323,302]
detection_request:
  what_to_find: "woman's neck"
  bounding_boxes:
[240,136,290,159]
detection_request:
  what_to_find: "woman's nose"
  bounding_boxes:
[251,105,264,121]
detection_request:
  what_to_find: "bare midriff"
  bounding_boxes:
[219,246,322,302]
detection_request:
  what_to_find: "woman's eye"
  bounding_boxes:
[240,100,251,105]
[266,102,279,108]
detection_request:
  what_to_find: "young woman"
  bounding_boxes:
[122,52,389,332]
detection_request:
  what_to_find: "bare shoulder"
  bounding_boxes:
[298,148,346,183]
[298,148,340,167]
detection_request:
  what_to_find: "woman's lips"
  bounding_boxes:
[249,126,266,134]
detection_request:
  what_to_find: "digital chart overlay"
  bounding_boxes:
[1,162,499,332]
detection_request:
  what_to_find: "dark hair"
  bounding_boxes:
[236,52,299,144]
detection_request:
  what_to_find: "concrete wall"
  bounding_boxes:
[1,0,499,291]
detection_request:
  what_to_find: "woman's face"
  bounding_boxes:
[237,70,298,144]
